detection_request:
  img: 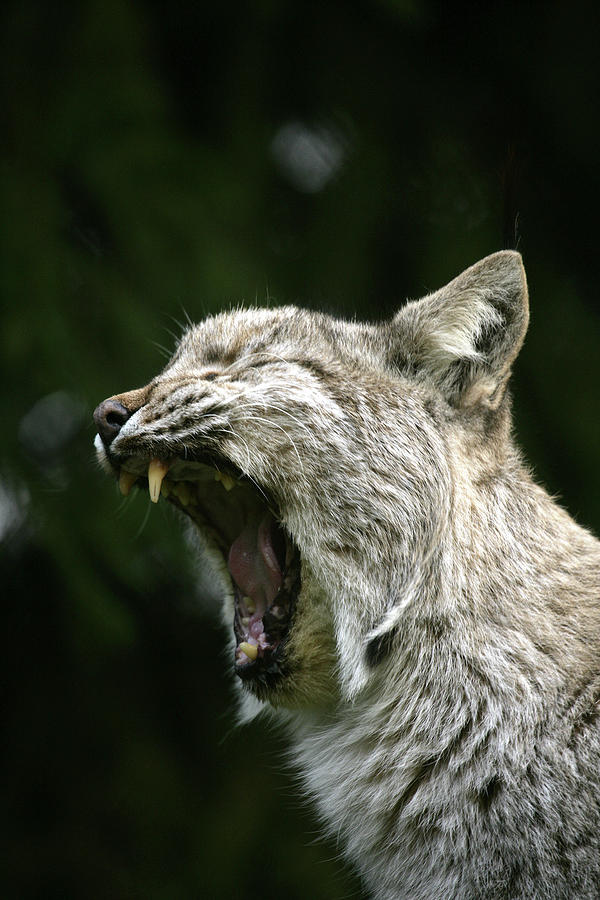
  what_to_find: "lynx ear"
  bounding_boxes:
[392,251,529,406]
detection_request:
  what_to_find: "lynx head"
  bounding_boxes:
[94,252,528,711]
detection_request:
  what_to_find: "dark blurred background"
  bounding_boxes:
[2,1,599,897]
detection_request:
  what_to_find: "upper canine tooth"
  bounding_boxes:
[148,458,170,503]
[118,469,138,497]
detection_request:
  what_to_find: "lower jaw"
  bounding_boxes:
[232,556,301,687]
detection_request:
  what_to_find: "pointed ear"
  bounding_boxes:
[392,251,529,407]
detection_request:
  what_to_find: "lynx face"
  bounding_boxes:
[94,252,528,710]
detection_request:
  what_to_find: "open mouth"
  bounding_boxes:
[113,455,300,687]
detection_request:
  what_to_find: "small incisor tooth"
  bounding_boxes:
[148,458,170,503]
[214,470,236,491]
[118,469,138,497]
[177,482,192,506]
[239,642,258,661]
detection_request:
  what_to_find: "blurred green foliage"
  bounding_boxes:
[1,0,599,897]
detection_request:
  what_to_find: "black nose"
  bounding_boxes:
[93,398,132,447]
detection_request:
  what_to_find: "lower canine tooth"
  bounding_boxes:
[148,458,170,503]
[118,469,138,497]
[239,642,258,661]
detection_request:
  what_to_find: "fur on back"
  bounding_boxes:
[94,252,600,899]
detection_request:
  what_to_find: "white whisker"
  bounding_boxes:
[238,413,305,475]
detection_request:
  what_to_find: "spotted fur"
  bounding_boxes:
[95,252,600,899]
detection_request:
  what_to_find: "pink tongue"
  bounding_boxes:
[227,512,283,611]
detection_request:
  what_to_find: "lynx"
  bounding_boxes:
[94,252,600,899]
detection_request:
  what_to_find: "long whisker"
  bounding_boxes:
[239,414,305,475]
[216,425,254,476]
[255,401,320,447]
